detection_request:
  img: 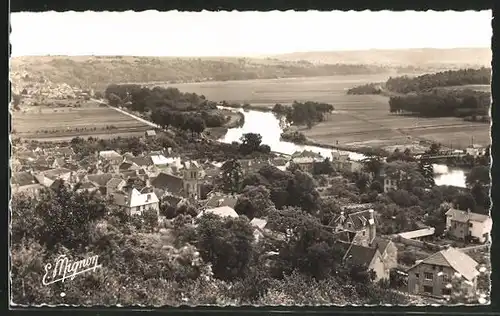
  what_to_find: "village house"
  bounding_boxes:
[331,151,364,173]
[196,206,239,219]
[332,208,397,278]
[75,181,99,193]
[35,168,74,188]
[290,156,318,174]
[341,243,389,282]
[380,169,411,193]
[407,247,479,298]
[250,217,268,243]
[99,150,124,165]
[445,208,491,243]
[203,192,238,209]
[112,188,160,217]
[85,173,114,195]
[151,172,184,198]
[371,236,399,273]
[332,209,377,247]
[465,144,486,158]
[106,177,127,197]
[11,171,44,196]
[145,130,157,138]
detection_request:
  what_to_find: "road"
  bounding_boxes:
[91,98,160,129]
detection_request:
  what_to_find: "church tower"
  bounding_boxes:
[182,160,202,199]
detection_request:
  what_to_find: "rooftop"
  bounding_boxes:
[445,208,490,223]
[409,247,479,281]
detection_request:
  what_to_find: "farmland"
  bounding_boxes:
[11,100,151,141]
[167,75,490,151]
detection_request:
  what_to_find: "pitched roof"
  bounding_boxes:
[371,237,391,254]
[11,172,38,186]
[333,230,356,243]
[409,247,479,281]
[112,189,159,208]
[445,208,490,223]
[42,168,71,180]
[398,227,435,239]
[99,150,122,159]
[183,160,200,169]
[347,209,376,231]
[162,195,183,206]
[119,161,140,171]
[146,130,156,136]
[250,218,268,230]
[205,194,238,209]
[151,155,170,165]
[87,173,114,187]
[129,189,159,208]
[151,172,184,195]
[197,206,239,219]
[127,156,153,167]
[106,177,126,189]
[76,181,98,190]
[343,244,379,268]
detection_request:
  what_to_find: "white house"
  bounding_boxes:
[113,188,160,217]
[465,145,486,158]
[445,208,492,243]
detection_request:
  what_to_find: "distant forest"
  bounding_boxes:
[385,68,491,94]
[389,89,490,119]
[346,68,491,120]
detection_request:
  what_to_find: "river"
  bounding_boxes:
[217,107,467,188]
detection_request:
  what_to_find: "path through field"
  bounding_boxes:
[90,98,160,129]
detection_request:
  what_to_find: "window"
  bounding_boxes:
[469,223,473,228]
[442,288,451,296]
[415,273,419,278]
[442,274,450,283]
[362,231,366,236]
[432,265,436,270]
[424,272,433,280]
[423,286,433,294]
[439,266,444,272]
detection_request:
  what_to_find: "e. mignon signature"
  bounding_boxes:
[42,254,102,286]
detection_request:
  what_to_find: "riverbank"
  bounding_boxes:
[204,110,245,140]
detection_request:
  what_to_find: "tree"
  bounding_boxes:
[453,192,477,212]
[195,214,255,281]
[107,93,121,107]
[143,208,159,232]
[234,185,274,219]
[191,116,206,136]
[466,165,490,187]
[12,185,108,251]
[220,159,244,194]
[362,155,383,176]
[313,158,334,175]
[239,133,263,155]
[418,158,435,188]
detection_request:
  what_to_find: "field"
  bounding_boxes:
[12,101,151,141]
[168,75,491,151]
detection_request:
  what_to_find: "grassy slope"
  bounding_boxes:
[10,55,391,91]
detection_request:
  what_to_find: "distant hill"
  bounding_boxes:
[268,48,491,68]
[10,55,394,91]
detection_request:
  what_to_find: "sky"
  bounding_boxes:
[10,10,492,57]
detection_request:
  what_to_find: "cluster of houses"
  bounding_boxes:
[11,141,490,301]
